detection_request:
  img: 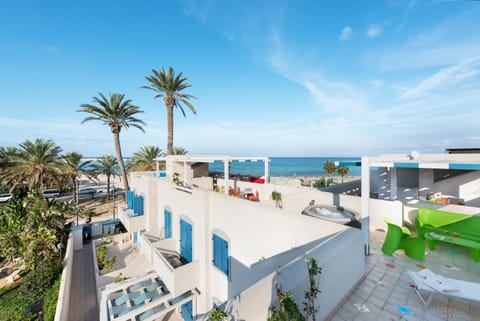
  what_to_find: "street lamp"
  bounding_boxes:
[112,180,115,221]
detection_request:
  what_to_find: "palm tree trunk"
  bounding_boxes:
[112,131,129,193]
[167,104,174,155]
[39,171,44,192]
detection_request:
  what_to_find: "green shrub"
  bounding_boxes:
[19,262,61,301]
[115,273,126,283]
[96,244,106,269]
[0,263,61,321]
[43,272,62,321]
[207,306,228,321]
[103,256,116,272]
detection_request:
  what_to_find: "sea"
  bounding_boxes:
[84,156,362,177]
[208,157,361,177]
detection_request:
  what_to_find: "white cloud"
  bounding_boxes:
[399,58,480,100]
[366,24,382,38]
[339,26,352,40]
[220,121,233,127]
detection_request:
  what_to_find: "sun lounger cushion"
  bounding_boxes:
[417,269,458,293]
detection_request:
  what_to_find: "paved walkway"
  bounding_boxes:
[68,241,99,321]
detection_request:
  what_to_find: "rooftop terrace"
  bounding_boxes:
[330,229,480,321]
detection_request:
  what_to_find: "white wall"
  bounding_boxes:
[418,169,434,198]
[217,228,364,321]
[434,171,480,201]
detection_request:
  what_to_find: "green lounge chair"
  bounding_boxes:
[382,218,425,261]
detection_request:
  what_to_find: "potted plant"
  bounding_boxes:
[272,191,283,209]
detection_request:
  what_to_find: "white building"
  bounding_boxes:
[97,151,480,321]
[103,155,365,321]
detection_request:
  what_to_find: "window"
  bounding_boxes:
[212,234,229,274]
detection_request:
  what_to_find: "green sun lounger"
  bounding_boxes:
[382,218,425,261]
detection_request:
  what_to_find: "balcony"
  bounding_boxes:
[138,232,200,297]
[117,206,145,233]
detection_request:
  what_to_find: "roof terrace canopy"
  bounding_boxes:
[338,153,480,256]
[154,155,270,195]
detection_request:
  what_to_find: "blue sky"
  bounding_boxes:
[1,0,480,157]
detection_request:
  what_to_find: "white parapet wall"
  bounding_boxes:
[54,231,74,321]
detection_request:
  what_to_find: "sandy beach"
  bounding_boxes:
[270,175,360,187]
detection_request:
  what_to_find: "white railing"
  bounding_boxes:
[54,231,74,321]
[139,232,199,297]
[117,205,145,232]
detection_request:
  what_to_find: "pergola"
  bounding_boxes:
[154,155,270,195]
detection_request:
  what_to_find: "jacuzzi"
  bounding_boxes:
[302,204,360,227]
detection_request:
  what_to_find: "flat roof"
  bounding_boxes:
[155,155,269,163]
[338,153,480,171]
[445,148,480,154]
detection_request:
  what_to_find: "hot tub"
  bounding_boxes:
[302,204,360,226]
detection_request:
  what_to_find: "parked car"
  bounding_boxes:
[78,187,97,195]
[110,187,123,195]
[0,193,13,203]
[42,188,60,198]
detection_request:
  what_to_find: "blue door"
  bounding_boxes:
[164,209,172,239]
[181,300,193,321]
[180,219,192,263]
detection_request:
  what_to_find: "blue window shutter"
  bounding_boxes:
[180,220,192,263]
[164,210,172,238]
[213,234,228,274]
[222,239,228,274]
[133,194,138,214]
[213,235,220,266]
[139,196,144,215]
[132,194,136,214]
[127,191,134,209]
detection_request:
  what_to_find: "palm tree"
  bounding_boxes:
[91,155,119,200]
[63,151,92,204]
[336,165,350,183]
[172,146,188,155]
[78,92,146,192]
[143,66,197,155]
[323,160,336,181]
[7,139,63,191]
[0,146,24,193]
[129,145,165,171]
